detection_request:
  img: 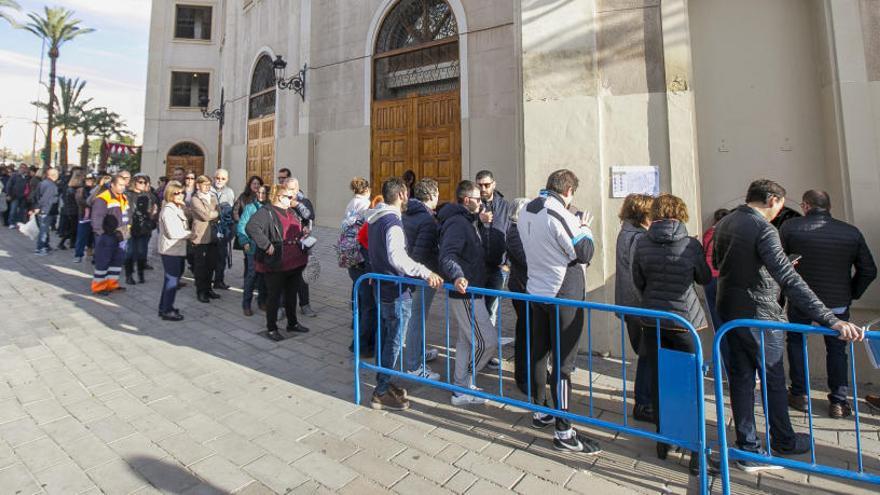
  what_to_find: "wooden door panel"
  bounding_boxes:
[247,116,275,185]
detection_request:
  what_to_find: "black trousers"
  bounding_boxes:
[787,310,850,405]
[530,301,584,432]
[192,243,218,294]
[512,297,528,394]
[265,267,304,332]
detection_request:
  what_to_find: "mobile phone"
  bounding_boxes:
[788,254,802,264]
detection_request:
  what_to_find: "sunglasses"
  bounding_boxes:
[282,194,295,200]
[173,191,184,195]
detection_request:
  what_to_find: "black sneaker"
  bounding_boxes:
[531,413,554,429]
[771,432,811,456]
[553,431,602,455]
[267,330,284,342]
[633,404,655,423]
[287,323,310,333]
[688,452,721,476]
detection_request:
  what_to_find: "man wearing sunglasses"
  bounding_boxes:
[475,170,510,326]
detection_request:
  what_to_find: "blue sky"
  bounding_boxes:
[0,0,150,160]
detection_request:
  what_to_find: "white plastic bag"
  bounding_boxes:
[19,214,38,241]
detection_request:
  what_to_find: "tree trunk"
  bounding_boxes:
[80,133,89,169]
[99,137,108,169]
[59,131,68,172]
[45,54,57,169]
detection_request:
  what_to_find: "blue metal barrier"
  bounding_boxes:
[352,273,710,494]
[713,319,880,494]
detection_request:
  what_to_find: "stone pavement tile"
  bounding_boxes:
[504,448,575,484]
[181,482,226,495]
[157,433,216,467]
[189,454,256,493]
[392,447,459,485]
[34,459,98,495]
[88,381,125,398]
[177,413,232,443]
[0,416,46,447]
[23,398,69,425]
[299,430,358,462]
[48,383,91,406]
[11,382,53,405]
[126,382,175,406]
[234,480,278,495]
[305,409,364,438]
[477,441,514,462]
[205,433,266,467]
[342,450,409,488]
[338,476,393,495]
[443,469,479,494]
[101,390,154,421]
[513,474,576,494]
[291,451,359,490]
[0,439,16,470]
[217,411,273,440]
[0,463,42,495]
[288,479,335,495]
[464,479,515,495]
[65,398,113,424]
[242,454,310,493]
[86,414,136,443]
[134,457,202,494]
[252,431,312,464]
[436,443,469,463]
[391,473,454,495]
[387,425,449,456]
[453,451,525,489]
[129,412,185,442]
[188,395,240,420]
[86,458,150,494]
[260,411,316,440]
[41,415,90,445]
[14,436,69,473]
[149,396,198,423]
[59,433,119,471]
[108,432,171,469]
[345,408,405,435]
[565,470,637,495]
[345,429,407,460]
[0,398,27,424]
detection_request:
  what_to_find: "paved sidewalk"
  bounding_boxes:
[0,226,877,494]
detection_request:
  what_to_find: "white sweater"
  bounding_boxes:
[158,203,191,256]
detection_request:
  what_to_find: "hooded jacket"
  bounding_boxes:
[403,198,439,273]
[438,202,487,299]
[365,203,432,303]
[632,219,711,330]
[713,205,840,327]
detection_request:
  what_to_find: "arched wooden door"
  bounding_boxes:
[166,142,205,177]
[371,0,461,200]
[247,55,277,185]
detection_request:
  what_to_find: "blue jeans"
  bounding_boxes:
[125,235,149,263]
[728,327,796,452]
[403,286,436,372]
[74,220,92,258]
[36,214,51,251]
[8,198,24,225]
[484,269,507,325]
[349,265,377,352]
[787,309,850,404]
[375,295,413,395]
[159,255,185,313]
[242,252,266,309]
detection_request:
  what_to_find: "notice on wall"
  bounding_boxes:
[611,166,660,198]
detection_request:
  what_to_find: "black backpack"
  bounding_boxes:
[130,195,154,236]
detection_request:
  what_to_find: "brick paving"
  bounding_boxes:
[0,225,877,494]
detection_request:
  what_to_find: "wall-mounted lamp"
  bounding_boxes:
[273,55,307,101]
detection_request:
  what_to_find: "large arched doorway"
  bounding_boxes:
[166,141,205,177]
[371,0,461,200]
[247,54,277,184]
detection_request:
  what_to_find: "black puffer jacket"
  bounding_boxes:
[780,209,877,311]
[506,221,527,293]
[438,202,486,299]
[632,220,711,329]
[713,205,840,327]
[403,199,439,273]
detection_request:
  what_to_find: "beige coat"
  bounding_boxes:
[190,192,219,245]
[158,203,190,256]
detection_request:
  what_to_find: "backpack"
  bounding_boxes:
[335,218,365,268]
[130,195,155,236]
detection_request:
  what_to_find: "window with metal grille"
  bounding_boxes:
[374,0,459,101]
[168,142,204,157]
[249,55,277,119]
[174,5,212,40]
[170,71,210,107]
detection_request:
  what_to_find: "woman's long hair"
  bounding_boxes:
[240,175,264,204]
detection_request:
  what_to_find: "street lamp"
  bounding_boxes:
[199,88,225,167]
[272,55,307,101]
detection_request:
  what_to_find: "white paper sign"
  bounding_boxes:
[611,166,660,198]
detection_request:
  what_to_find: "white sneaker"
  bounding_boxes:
[407,365,440,381]
[425,348,439,362]
[451,387,488,407]
[499,337,514,346]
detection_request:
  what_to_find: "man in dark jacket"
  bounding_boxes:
[33,168,60,255]
[475,170,510,324]
[780,190,877,418]
[402,178,441,379]
[6,164,30,227]
[439,180,498,407]
[713,179,864,472]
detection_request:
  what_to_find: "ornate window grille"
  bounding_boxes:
[249,55,277,119]
[168,142,204,157]
[374,0,459,101]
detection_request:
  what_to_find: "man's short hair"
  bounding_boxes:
[382,177,407,204]
[278,168,291,177]
[546,169,579,195]
[475,170,494,182]
[455,180,477,203]
[112,174,127,185]
[745,179,786,204]
[413,178,439,202]
[802,190,831,210]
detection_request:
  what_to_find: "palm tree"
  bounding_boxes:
[32,76,91,170]
[76,106,105,169]
[22,7,94,169]
[0,0,20,27]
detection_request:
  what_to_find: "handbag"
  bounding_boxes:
[303,254,321,284]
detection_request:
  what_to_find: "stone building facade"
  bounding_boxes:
[143,0,880,361]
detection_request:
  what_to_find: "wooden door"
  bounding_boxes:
[247,115,275,185]
[165,156,204,178]
[371,90,460,201]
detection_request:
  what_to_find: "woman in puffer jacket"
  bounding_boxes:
[631,193,712,476]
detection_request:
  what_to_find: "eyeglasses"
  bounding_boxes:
[214,177,226,181]
[173,191,184,195]
[282,194,295,200]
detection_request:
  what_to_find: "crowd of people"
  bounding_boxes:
[3,161,880,478]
